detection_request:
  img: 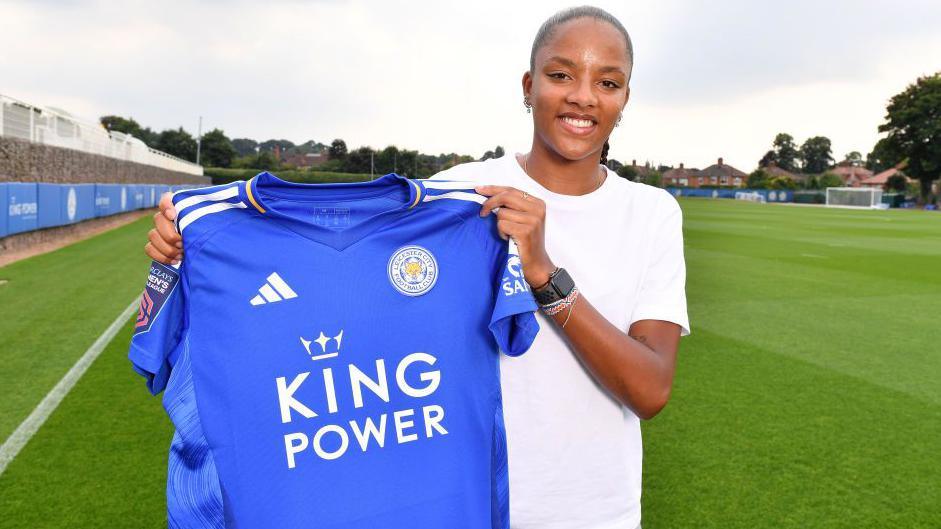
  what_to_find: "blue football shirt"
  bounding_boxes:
[129,172,539,529]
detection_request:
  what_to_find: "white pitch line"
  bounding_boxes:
[0,296,140,476]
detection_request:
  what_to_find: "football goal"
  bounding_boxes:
[825,187,883,208]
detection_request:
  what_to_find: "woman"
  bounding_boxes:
[146,6,689,529]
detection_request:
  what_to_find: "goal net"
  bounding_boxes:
[825,187,883,208]
[734,191,766,203]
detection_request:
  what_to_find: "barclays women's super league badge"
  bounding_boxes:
[388,245,438,296]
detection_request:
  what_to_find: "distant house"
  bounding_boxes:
[282,151,329,168]
[697,157,748,187]
[830,163,873,187]
[662,163,701,187]
[622,159,655,180]
[763,163,806,185]
[858,167,910,189]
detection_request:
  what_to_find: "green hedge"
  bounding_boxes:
[204,168,378,185]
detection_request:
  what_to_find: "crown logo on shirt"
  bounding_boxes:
[299,330,344,361]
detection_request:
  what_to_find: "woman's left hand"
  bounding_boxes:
[475,185,556,288]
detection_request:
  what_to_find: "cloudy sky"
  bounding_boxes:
[3,0,940,171]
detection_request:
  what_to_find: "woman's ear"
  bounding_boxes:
[522,70,533,99]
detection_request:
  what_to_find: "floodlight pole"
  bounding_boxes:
[195,116,203,165]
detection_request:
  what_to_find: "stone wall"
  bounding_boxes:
[0,136,209,185]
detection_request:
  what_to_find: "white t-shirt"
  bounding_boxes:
[434,153,690,529]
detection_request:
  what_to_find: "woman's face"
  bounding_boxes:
[525,17,631,162]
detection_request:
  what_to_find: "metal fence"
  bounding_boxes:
[0,93,203,176]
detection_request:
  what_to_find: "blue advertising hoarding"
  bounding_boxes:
[0,184,8,238]
[37,183,62,229]
[7,182,38,235]
[668,188,793,202]
[60,184,96,225]
[1,181,201,239]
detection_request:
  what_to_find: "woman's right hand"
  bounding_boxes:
[145,192,182,264]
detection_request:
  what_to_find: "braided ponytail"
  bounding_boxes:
[600,141,610,166]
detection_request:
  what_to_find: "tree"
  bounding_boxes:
[480,145,505,161]
[329,139,348,160]
[843,151,863,166]
[818,172,843,189]
[885,173,908,192]
[768,175,798,190]
[747,169,770,189]
[232,138,258,157]
[606,159,623,172]
[770,133,800,172]
[258,139,296,157]
[253,151,279,171]
[346,146,376,174]
[100,115,157,146]
[377,145,401,174]
[199,128,237,168]
[156,127,197,161]
[799,136,834,174]
[758,150,776,168]
[865,137,897,173]
[643,170,662,187]
[878,72,941,202]
[616,165,637,180]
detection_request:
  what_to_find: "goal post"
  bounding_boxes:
[825,187,883,208]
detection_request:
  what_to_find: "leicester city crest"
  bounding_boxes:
[388,245,438,296]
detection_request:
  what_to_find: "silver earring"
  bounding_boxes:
[524,97,532,113]
[615,113,622,127]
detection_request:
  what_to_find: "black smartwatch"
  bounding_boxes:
[532,267,575,306]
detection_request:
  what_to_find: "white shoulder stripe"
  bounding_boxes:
[421,180,479,190]
[421,191,486,204]
[178,201,247,232]
[174,184,240,212]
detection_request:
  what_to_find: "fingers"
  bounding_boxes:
[159,192,178,221]
[154,211,182,248]
[491,206,530,225]
[479,189,545,219]
[474,185,515,197]
[495,219,526,241]
[148,227,179,259]
[145,242,176,265]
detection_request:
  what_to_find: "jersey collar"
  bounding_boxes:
[238,172,425,251]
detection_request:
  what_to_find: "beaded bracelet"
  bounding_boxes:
[540,286,579,317]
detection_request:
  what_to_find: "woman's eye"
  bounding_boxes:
[601,80,620,89]
[548,72,569,80]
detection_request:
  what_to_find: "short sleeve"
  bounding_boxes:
[489,239,540,356]
[628,194,691,336]
[128,260,186,394]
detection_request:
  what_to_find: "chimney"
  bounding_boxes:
[718,157,724,167]
[679,162,684,170]
[632,159,636,167]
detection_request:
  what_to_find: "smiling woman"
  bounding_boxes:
[526,9,633,169]
[143,6,688,529]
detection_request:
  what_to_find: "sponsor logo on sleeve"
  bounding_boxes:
[134,261,180,334]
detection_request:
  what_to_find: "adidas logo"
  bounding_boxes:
[250,272,298,306]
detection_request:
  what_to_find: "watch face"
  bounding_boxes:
[553,268,575,296]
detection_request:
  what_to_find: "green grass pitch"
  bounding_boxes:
[0,200,939,527]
